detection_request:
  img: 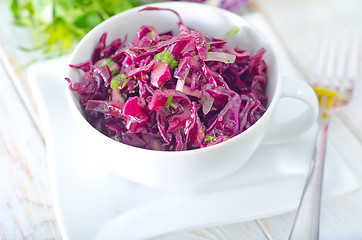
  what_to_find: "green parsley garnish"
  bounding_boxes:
[149,30,156,39]
[170,103,178,109]
[110,73,128,92]
[98,58,115,67]
[154,50,178,69]
[216,26,239,40]
[204,136,216,143]
[164,96,173,108]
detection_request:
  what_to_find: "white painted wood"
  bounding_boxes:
[1,0,362,239]
[258,189,362,240]
[251,0,362,77]
[0,0,44,130]
[0,61,61,238]
[157,223,268,240]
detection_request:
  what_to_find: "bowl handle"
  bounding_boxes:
[263,76,319,144]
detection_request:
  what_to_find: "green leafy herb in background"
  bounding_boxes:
[10,0,144,58]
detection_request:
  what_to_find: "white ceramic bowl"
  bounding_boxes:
[65,2,318,189]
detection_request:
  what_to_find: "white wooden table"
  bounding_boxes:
[1,0,362,239]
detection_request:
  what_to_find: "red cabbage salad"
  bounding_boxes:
[66,7,268,151]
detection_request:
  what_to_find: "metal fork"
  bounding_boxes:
[289,31,359,240]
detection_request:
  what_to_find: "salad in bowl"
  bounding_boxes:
[66,6,268,151]
[65,2,317,188]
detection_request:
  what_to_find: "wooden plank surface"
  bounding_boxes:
[1,0,362,239]
[0,61,61,239]
[0,0,43,131]
[258,189,362,240]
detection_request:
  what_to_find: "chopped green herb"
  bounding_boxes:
[149,30,156,38]
[133,76,139,87]
[110,78,121,92]
[98,58,115,67]
[110,73,128,92]
[111,67,120,76]
[154,50,178,69]
[216,26,239,40]
[164,96,173,108]
[204,136,216,143]
[113,135,121,141]
[99,58,120,76]
[170,103,178,109]
[121,92,128,99]
[128,89,136,95]
[121,77,130,89]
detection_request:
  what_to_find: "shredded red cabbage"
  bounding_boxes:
[66,7,268,151]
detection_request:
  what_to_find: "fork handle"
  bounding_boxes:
[289,122,329,240]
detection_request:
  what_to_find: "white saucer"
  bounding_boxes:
[28,14,361,240]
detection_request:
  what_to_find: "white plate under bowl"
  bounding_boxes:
[28,13,361,240]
